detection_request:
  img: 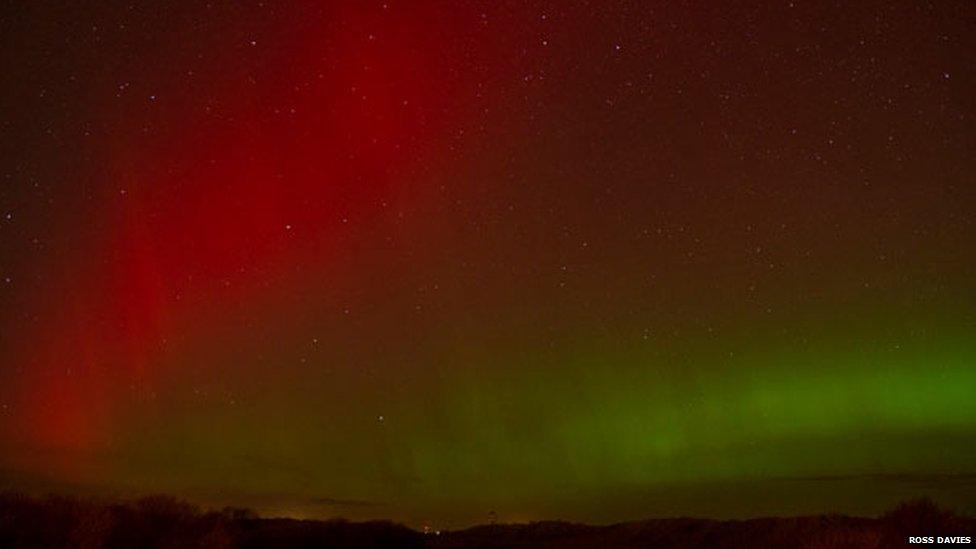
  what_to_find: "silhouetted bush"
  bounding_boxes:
[877,498,972,549]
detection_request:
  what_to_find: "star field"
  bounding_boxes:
[0,0,974,527]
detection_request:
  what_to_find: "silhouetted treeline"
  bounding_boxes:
[0,492,421,548]
[0,492,971,548]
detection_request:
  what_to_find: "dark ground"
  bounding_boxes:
[0,492,971,548]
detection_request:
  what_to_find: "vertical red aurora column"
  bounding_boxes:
[7,2,492,466]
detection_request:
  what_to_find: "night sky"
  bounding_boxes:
[1,0,974,528]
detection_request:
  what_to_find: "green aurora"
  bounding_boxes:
[1,0,974,529]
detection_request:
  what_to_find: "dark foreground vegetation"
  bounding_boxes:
[0,492,971,548]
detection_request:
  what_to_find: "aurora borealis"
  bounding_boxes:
[1,0,974,528]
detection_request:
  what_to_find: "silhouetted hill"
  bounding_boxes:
[428,499,974,548]
[0,492,971,548]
